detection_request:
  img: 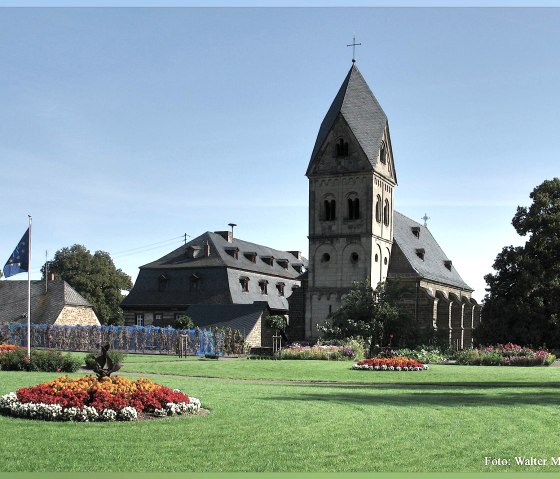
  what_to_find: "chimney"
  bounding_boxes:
[214,231,233,243]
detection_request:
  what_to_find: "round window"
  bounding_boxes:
[322,253,331,262]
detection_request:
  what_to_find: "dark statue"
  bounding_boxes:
[93,343,122,380]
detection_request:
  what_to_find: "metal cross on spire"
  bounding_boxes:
[347,35,362,63]
[421,213,430,228]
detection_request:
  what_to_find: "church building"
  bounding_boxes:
[304,63,480,349]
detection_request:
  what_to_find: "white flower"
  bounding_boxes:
[153,408,168,417]
[119,407,138,421]
[101,409,117,421]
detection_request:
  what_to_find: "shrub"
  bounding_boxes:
[174,316,194,330]
[83,350,126,370]
[456,343,556,366]
[279,341,362,361]
[393,346,449,364]
[0,349,82,372]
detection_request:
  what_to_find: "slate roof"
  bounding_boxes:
[390,211,473,291]
[307,63,388,174]
[185,303,267,334]
[0,280,95,324]
[140,231,307,278]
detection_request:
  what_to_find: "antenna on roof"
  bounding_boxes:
[228,223,237,239]
[347,34,361,63]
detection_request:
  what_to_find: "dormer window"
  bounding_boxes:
[239,276,249,292]
[225,247,239,259]
[158,274,168,292]
[444,260,452,271]
[262,256,274,266]
[185,245,201,259]
[293,264,304,274]
[276,282,285,296]
[335,138,349,157]
[259,280,268,294]
[276,259,289,269]
[244,252,257,263]
[411,226,420,239]
[416,249,425,261]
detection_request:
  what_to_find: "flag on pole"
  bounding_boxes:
[3,228,30,278]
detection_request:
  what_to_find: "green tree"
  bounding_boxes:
[318,280,405,357]
[174,315,194,330]
[43,244,132,325]
[476,178,560,347]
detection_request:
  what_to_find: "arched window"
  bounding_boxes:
[324,199,336,221]
[347,197,360,220]
[383,199,390,226]
[336,138,349,157]
[375,195,382,223]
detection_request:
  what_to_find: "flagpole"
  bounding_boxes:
[27,215,32,358]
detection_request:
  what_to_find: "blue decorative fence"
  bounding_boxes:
[0,323,228,356]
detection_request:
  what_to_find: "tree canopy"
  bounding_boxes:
[318,280,423,355]
[476,178,560,347]
[43,244,132,325]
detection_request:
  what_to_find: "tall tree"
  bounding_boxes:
[477,178,560,347]
[318,280,418,356]
[43,244,132,325]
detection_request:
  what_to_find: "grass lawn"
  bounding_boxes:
[1,356,560,473]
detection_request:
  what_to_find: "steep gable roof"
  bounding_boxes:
[0,280,94,324]
[389,211,473,291]
[307,64,388,175]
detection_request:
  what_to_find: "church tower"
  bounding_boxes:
[305,64,397,339]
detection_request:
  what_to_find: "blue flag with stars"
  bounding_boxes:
[3,228,30,278]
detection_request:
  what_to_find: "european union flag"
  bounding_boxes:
[3,228,30,278]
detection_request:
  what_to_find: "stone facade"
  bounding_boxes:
[54,306,100,326]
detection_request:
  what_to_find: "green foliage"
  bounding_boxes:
[455,344,555,366]
[84,349,126,370]
[393,347,449,364]
[174,315,194,330]
[279,340,363,361]
[0,349,82,372]
[479,178,560,347]
[43,244,133,325]
[318,280,419,356]
[265,315,288,331]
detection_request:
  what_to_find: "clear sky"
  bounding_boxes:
[1,6,559,301]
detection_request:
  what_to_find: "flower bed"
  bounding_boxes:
[279,343,359,360]
[353,356,429,371]
[456,343,556,366]
[0,375,201,422]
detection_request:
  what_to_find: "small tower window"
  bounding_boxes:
[239,276,249,292]
[350,252,359,263]
[383,199,390,226]
[322,253,331,263]
[335,138,349,157]
[375,196,382,223]
[444,260,453,271]
[293,264,304,273]
[348,198,360,220]
[276,259,289,269]
[158,274,168,292]
[259,280,268,294]
[190,273,201,290]
[416,249,425,261]
[276,282,285,296]
[324,199,336,221]
[262,256,274,266]
[411,226,420,239]
[380,141,387,164]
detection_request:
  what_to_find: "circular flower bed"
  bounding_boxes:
[0,375,201,422]
[353,356,429,371]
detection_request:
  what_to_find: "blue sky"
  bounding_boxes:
[1,6,559,301]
